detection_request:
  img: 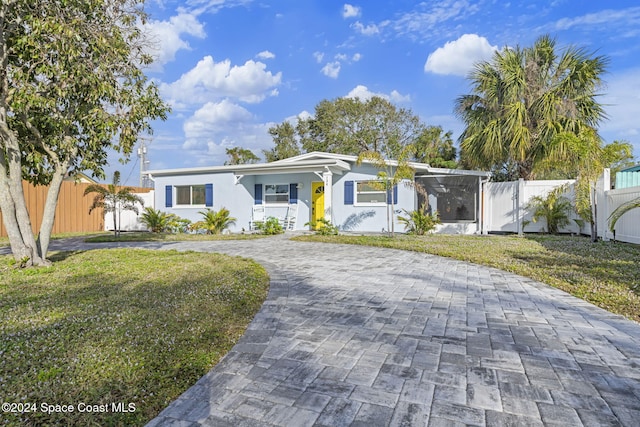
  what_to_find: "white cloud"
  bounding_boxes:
[161,55,282,105]
[256,50,275,60]
[424,34,497,76]
[342,4,361,19]
[382,0,480,41]
[321,61,341,79]
[185,0,253,14]
[181,99,275,165]
[345,85,410,103]
[553,7,640,31]
[143,12,206,71]
[389,90,411,103]
[352,21,379,36]
[183,100,253,144]
[352,53,362,62]
[282,110,313,125]
[313,51,325,63]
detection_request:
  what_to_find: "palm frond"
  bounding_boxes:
[608,197,640,232]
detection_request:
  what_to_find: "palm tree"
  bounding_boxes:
[194,208,236,235]
[455,35,608,180]
[357,145,415,237]
[84,171,144,237]
[526,184,573,234]
[140,207,172,232]
[538,129,633,241]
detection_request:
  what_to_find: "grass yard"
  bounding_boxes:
[0,249,269,426]
[84,232,266,243]
[293,233,640,322]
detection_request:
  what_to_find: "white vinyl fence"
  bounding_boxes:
[483,170,640,245]
[104,190,154,232]
[483,179,580,234]
[598,170,640,244]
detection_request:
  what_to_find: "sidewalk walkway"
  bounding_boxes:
[40,236,640,425]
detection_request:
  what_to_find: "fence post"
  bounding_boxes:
[601,168,611,241]
[516,178,524,236]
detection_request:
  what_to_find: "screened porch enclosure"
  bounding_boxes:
[416,175,480,223]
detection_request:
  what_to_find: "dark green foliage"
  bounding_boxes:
[265,97,456,165]
[306,218,339,235]
[255,217,283,235]
[398,204,441,235]
[264,122,302,161]
[456,35,608,180]
[140,207,173,232]
[526,184,573,234]
[192,208,237,235]
[225,147,260,165]
[83,171,144,237]
[413,126,458,168]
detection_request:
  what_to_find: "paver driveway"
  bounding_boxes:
[49,235,640,426]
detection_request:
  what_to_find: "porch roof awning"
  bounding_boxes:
[147,158,351,177]
[414,166,491,178]
[230,158,351,176]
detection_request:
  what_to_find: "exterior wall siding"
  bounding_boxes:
[333,165,415,233]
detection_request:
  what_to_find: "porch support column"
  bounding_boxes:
[323,168,333,223]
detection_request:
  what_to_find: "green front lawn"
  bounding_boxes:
[0,249,269,426]
[293,234,640,322]
[84,232,267,243]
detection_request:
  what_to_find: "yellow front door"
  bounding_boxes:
[311,182,325,229]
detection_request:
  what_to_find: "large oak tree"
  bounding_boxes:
[266,97,456,164]
[0,0,168,265]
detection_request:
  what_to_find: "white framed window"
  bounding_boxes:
[264,184,289,204]
[176,185,206,206]
[356,180,386,205]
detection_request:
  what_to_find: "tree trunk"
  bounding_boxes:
[590,184,598,242]
[0,175,32,261]
[36,168,66,260]
[390,201,395,237]
[113,202,118,237]
[0,125,46,266]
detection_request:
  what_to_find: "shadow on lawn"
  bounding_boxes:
[0,250,268,426]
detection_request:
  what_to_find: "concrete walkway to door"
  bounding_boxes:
[43,235,640,426]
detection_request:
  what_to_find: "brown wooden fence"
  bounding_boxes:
[0,181,151,237]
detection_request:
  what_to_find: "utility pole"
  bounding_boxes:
[137,137,151,188]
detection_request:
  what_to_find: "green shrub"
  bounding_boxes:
[306,218,339,235]
[256,217,283,235]
[192,207,236,235]
[527,184,573,234]
[167,215,192,234]
[398,204,440,235]
[140,207,172,232]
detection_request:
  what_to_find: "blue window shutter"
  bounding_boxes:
[165,185,172,207]
[344,181,354,205]
[386,185,398,204]
[205,183,213,207]
[289,183,298,204]
[254,184,263,205]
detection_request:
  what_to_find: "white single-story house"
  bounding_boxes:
[147,152,491,234]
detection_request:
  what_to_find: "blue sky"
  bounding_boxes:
[114,0,640,185]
